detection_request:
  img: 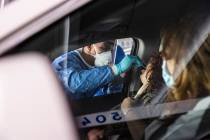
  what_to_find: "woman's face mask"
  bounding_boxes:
[94,51,112,67]
[161,59,175,87]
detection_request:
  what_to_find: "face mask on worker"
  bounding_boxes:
[161,60,175,87]
[94,51,112,67]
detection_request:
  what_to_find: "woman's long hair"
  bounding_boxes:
[161,9,210,101]
[169,35,210,101]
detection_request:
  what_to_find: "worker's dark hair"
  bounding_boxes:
[102,40,115,51]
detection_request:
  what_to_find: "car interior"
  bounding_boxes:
[1,0,208,139]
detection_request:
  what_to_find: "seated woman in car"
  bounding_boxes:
[122,1,210,139]
[120,53,165,140]
[87,53,164,140]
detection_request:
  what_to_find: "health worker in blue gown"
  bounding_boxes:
[52,41,144,100]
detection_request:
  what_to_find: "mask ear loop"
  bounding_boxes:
[165,61,171,76]
[91,44,98,54]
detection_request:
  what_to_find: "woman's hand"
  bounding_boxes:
[121,97,136,115]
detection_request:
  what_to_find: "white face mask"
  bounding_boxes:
[161,60,175,87]
[94,51,112,67]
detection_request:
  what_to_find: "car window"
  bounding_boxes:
[1,0,210,140]
[51,38,137,101]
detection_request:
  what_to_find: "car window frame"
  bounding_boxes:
[0,0,91,55]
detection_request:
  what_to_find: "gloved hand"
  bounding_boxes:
[112,55,144,76]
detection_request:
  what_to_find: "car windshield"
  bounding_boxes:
[1,0,210,140]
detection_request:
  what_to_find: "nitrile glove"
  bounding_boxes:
[112,55,144,76]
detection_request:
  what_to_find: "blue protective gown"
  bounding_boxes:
[52,50,122,100]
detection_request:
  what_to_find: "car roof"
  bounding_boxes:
[0,0,197,56]
[0,0,91,55]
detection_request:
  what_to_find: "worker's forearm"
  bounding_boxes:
[67,66,114,94]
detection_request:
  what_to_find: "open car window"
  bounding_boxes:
[51,38,137,101]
